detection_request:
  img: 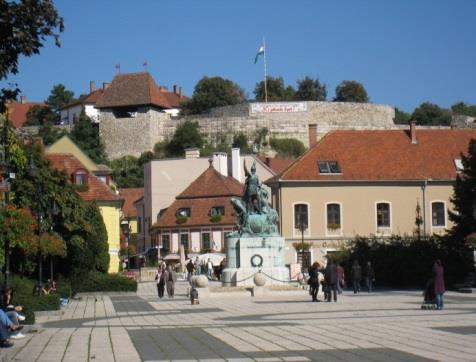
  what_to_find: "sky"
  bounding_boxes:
[4,0,476,112]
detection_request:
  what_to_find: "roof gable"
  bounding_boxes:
[45,135,100,172]
[119,188,144,218]
[7,101,47,128]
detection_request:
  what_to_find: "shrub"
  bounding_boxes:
[210,215,222,223]
[176,216,188,224]
[71,271,137,293]
[270,138,306,158]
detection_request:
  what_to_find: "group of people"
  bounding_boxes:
[186,257,226,282]
[308,259,375,302]
[155,263,177,299]
[0,287,26,348]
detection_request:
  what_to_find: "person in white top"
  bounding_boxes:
[207,258,213,280]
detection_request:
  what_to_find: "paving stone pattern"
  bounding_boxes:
[1,281,475,361]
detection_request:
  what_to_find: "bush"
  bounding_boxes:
[270,138,306,158]
[71,271,137,293]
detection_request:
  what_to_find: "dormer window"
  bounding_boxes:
[318,161,341,174]
[177,208,191,217]
[211,206,225,216]
[73,169,88,185]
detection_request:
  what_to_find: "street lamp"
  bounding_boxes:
[297,211,307,272]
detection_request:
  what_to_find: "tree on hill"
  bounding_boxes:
[270,138,306,158]
[37,123,67,145]
[411,102,451,126]
[180,76,245,115]
[295,76,327,101]
[333,80,369,103]
[449,139,476,243]
[24,105,57,126]
[0,0,64,113]
[232,133,251,154]
[70,111,106,164]
[46,83,75,116]
[254,76,295,102]
[167,121,203,156]
[394,107,412,125]
[451,102,476,117]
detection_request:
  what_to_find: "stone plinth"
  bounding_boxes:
[222,236,290,286]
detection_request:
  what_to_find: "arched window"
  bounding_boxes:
[376,202,391,228]
[294,203,308,229]
[432,202,446,227]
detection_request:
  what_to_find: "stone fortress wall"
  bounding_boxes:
[100,101,397,159]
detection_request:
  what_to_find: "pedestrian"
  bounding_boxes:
[336,263,345,294]
[218,258,226,281]
[194,256,201,275]
[165,264,177,298]
[1,287,25,340]
[186,259,194,284]
[207,258,214,280]
[351,260,362,294]
[365,261,375,293]
[433,259,445,310]
[308,262,321,302]
[325,259,338,302]
[155,264,166,298]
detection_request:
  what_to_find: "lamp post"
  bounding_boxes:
[297,211,307,272]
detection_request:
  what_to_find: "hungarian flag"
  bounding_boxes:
[254,44,265,64]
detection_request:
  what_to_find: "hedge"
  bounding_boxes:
[71,271,137,293]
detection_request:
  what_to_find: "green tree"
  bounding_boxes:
[270,138,306,158]
[411,102,451,126]
[449,139,476,242]
[24,105,57,126]
[45,84,75,116]
[167,121,203,156]
[109,156,143,188]
[254,76,295,102]
[0,206,35,259]
[70,112,106,163]
[394,107,412,125]
[295,76,327,101]
[232,133,251,154]
[37,123,67,145]
[451,102,476,117]
[153,140,169,159]
[333,80,369,103]
[0,0,64,113]
[180,76,245,115]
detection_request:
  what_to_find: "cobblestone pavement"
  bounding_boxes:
[1,281,476,361]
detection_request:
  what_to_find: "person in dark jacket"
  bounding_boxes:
[325,259,338,302]
[155,264,166,299]
[336,263,344,294]
[433,259,445,310]
[351,260,362,294]
[308,262,321,302]
[365,261,375,293]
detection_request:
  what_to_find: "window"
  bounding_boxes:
[327,203,341,229]
[318,161,341,174]
[202,232,211,250]
[294,204,308,229]
[180,233,189,250]
[177,208,191,217]
[73,170,88,185]
[210,206,225,216]
[161,234,170,251]
[376,203,390,228]
[432,202,445,227]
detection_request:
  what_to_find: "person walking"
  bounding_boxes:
[165,264,177,298]
[351,260,362,294]
[207,258,214,280]
[325,259,338,302]
[194,256,201,275]
[336,263,345,294]
[155,264,166,299]
[433,259,445,310]
[186,259,194,284]
[308,262,321,302]
[365,261,375,293]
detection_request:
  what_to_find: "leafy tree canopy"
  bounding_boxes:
[69,111,106,164]
[334,80,369,103]
[254,76,295,102]
[0,0,64,113]
[25,105,57,126]
[295,76,327,101]
[180,76,245,115]
[394,107,412,125]
[45,83,75,115]
[451,102,476,117]
[411,102,451,126]
[450,139,476,242]
[37,123,67,145]
[270,138,306,158]
[167,121,203,156]
[232,133,251,154]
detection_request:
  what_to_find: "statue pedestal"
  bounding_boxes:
[222,236,290,286]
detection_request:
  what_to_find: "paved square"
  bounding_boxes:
[1,281,476,361]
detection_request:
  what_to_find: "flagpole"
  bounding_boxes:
[263,37,268,104]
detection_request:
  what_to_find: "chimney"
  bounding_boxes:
[102,82,110,90]
[184,148,200,159]
[308,124,317,148]
[213,152,228,177]
[90,81,96,93]
[173,85,177,94]
[20,96,26,104]
[410,120,418,144]
[231,148,241,182]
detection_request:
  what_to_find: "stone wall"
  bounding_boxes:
[100,101,396,159]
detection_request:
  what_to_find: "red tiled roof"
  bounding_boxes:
[119,188,144,218]
[7,101,47,128]
[257,156,294,175]
[95,72,187,109]
[45,153,123,203]
[267,128,476,183]
[177,166,244,199]
[62,89,105,109]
